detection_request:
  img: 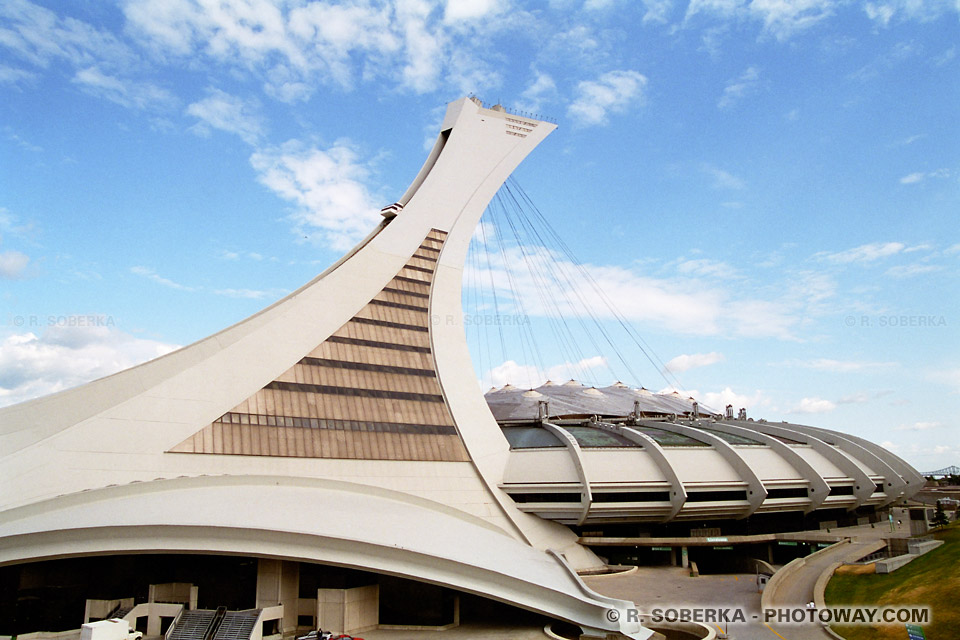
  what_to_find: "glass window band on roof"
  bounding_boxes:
[694,426,764,446]
[502,426,565,448]
[632,426,709,447]
[558,426,639,448]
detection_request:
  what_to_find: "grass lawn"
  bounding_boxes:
[825,521,959,640]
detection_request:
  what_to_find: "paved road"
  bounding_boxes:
[763,539,886,640]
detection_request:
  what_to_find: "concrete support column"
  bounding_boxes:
[669,547,677,566]
[680,546,689,569]
[256,559,300,634]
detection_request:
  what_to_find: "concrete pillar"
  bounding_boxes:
[669,547,677,566]
[767,543,774,564]
[680,546,689,569]
[256,559,300,634]
[317,585,379,635]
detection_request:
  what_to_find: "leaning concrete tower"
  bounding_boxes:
[0,98,651,639]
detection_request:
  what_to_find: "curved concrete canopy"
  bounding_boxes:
[0,475,649,639]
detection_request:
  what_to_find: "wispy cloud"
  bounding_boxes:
[186,88,264,145]
[213,288,283,300]
[130,266,196,291]
[791,358,897,373]
[899,168,951,185]
[864,0,958,26]
[718,66,760,109]
[568,70,648,127]
[885,264,942,278]
[0,63,36,86]
[685,0,835,40]
[72,67,174,111]
[702,164,746,190]
[815,241,905,264]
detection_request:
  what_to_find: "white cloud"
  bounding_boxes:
[518,70,557,113]
[124,0,423,96]
[837,392,870,404]
[899,172,925,184]
[466,244,804,339]
[815,241,905,264]
[864,2,895,25]
[186,88,263,145]
[664,351,724,373]
[699,386,770,413]
[130,266,196,291]
[927,367,960,393]
[484,355,609,388]
[895,420,943,431]
[0,325,178,408]
[718,66,760,109]
[794,358,897,373]
[444,0,506,22]
[641,0,674,23]
[567,70,648,127]
[250,140,383,251]
[0,250,29,279]
[394,0,447,93]
[790,396,836,414]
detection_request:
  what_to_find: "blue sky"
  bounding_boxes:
[1,0,957,470]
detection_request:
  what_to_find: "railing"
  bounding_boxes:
[203,607,227,640]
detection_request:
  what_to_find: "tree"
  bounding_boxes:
[932,500,950,529]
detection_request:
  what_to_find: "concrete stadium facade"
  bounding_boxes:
[0,97,922,640]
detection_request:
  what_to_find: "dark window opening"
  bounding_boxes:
[828,486,854,496]
[508,493,581,503]
[686,490,748,502]
[766,488,808,499]
[591,492,670,503]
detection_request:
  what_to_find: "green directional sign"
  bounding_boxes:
[706,537,728,542]
[651,546,672,551]
[714,546,734,550]
[905,623,926,640]
[778,540,798,546]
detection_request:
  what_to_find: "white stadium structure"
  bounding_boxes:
[0,97,923,640]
